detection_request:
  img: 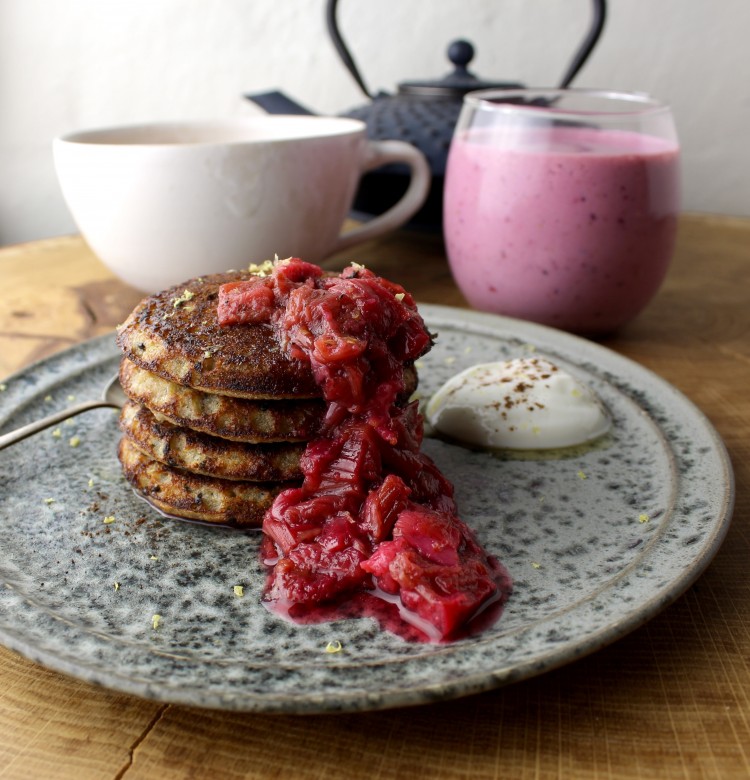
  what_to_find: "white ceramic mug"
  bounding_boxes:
[54,116,430,292]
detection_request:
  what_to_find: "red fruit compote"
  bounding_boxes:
[218,258,512,642]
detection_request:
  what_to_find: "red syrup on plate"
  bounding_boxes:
[218,258,512,642]
[261,531,512,643]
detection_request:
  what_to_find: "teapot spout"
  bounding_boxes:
[244,90,316,116]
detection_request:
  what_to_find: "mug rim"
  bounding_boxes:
[55,115,367,147]
[464,88,672,119]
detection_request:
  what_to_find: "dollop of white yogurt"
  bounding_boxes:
[425,357,610,450]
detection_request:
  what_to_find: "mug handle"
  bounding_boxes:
[330,140,430,255]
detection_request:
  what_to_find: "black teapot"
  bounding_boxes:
[247,0,607,230]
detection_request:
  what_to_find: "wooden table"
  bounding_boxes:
[0,214,748,779]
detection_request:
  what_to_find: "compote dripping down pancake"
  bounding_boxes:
[216,257,511,641]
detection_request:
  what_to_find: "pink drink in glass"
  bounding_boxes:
[444,92,680,334]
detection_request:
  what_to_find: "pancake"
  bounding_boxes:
[120,400,305,482]
[117,270,420,401]
[118,437,285,527]
[119,357,325,443]
[119,357,418,443]
[116,271,322,399]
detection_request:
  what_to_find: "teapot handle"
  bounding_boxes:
[559,0,607,87]
[325,0,607,97]
[325,0,373,99]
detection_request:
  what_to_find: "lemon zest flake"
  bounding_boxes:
[325,640,343,654]
[639,513,650,524]
[531,561,542,569]
[248,259,275,277]
[43,498,55,505]
[52,428,62,439]
[69,436,81,448]
[103,515,116,524]
[114,582,120,591]
[151,614,162,630]
[172,289,195,308]
[577,470,587,480]
[233,585,244,598]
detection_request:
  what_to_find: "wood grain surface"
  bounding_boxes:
[0,215,748,779]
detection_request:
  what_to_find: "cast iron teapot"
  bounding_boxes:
[247,0,607,229]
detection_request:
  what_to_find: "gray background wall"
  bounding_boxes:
[1,0,748,246]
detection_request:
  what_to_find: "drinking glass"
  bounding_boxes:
[443,89,680,334]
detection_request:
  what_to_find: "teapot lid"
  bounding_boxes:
[398,40,522,97]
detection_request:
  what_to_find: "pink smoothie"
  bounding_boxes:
[443,126,680,333]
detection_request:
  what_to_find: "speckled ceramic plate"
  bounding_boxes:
[0,306,734,713]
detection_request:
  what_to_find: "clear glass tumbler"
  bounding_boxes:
[443,89,680,334]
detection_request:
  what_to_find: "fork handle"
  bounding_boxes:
[0,400,113,451]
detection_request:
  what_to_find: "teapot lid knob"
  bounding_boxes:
[398,38,522,97]
[447,40,475,71]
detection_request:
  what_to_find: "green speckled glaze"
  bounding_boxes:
[0,306,734,713]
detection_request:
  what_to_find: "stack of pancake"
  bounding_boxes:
[116,270,322,527]
[115,270,418,526]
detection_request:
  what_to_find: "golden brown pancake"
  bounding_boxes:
[118,437,285,527]
[119,400,304,482]
[117,271,419,401]
[116,271,322,399]
[119,357,418,443]
[119,358,325,443]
